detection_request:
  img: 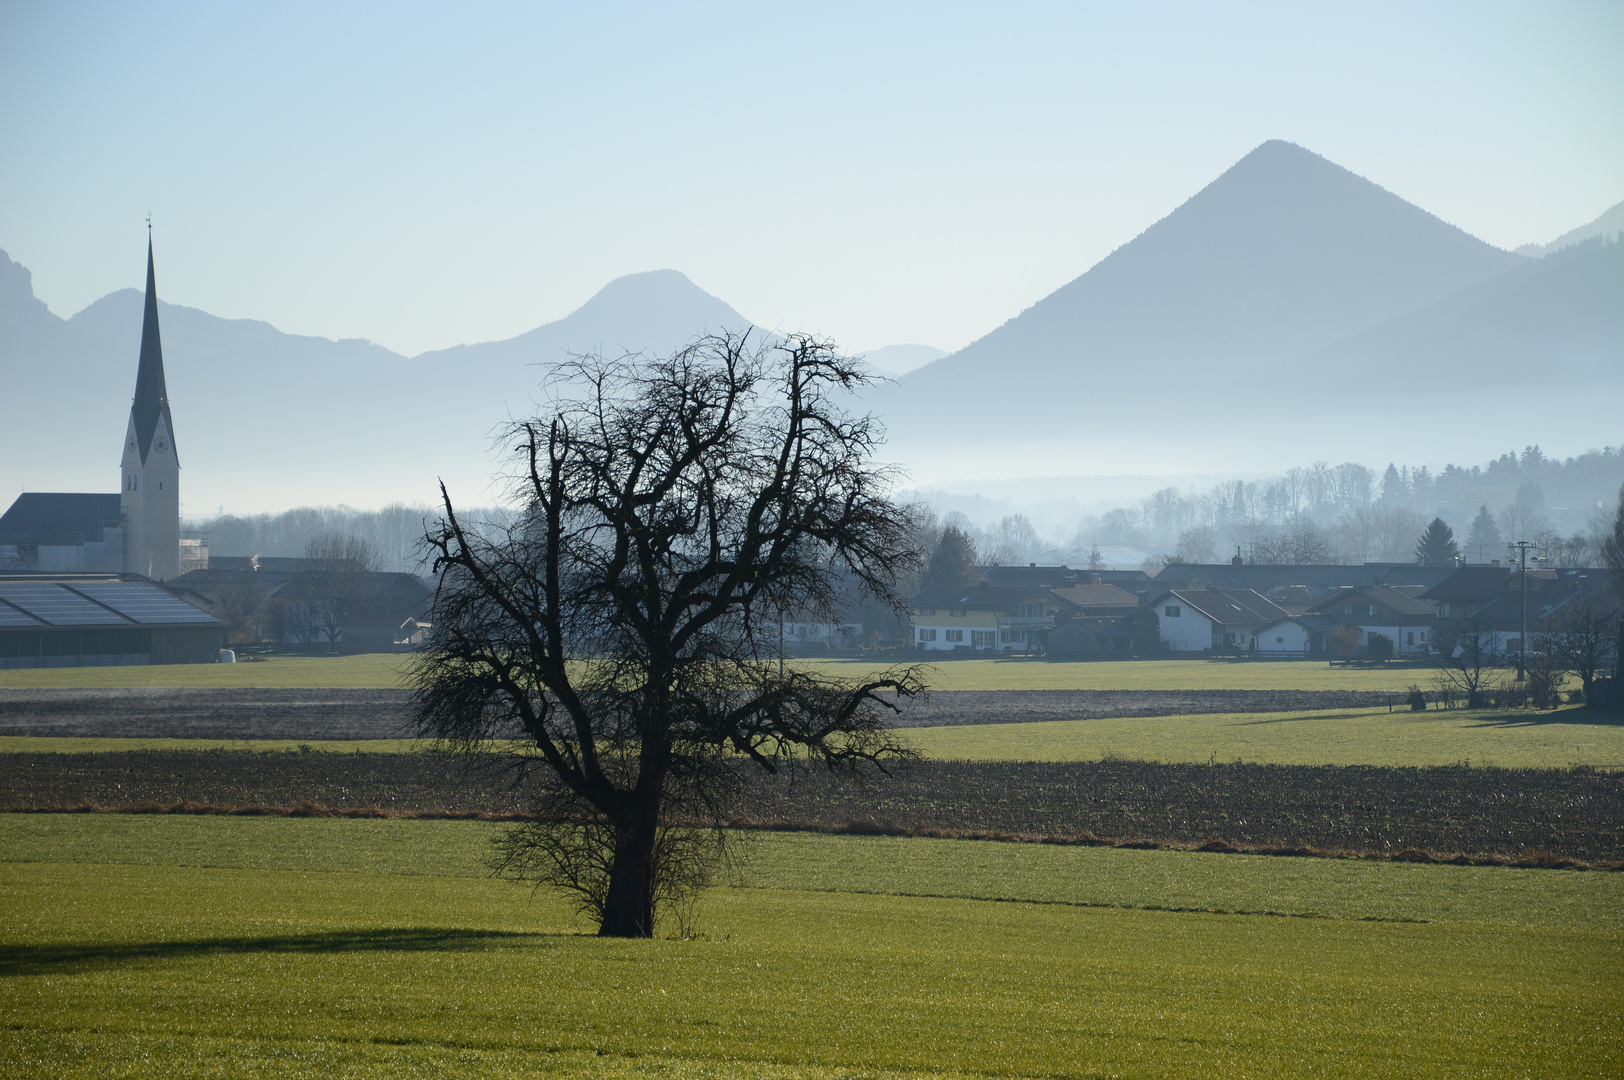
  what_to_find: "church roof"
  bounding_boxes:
[0,493,122,545]
[130,236,176,464]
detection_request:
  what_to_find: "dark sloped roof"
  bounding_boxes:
[0,493,122,544]
[909,585,1052,610]
[979,564,1078,587]
[1421,566,1569,601]
[1046,583,1140,608]
[131,238,177,464]
[1306,585,1435,618]
[1150,588,1289,626]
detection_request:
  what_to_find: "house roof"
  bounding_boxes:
[1150,588,1290,627]
[0,493,122,545]
[0,577,220,629]
[1152,563,1457,595]
[909,584,1052,611]
[979,564,1078,588]
[1305,585,1435,618]
[1255,613,1357,635]
[1421,566,1565,602]
[1046,583,1139,609]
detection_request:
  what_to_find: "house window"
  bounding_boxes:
[1276,636,1284,644]
[919,608,936,616]
[918,628,937,642]
[945,629,963,643]
[1406,632,1414,644]
[1002,629,1027,643]
[1368,605,1376,616]
[951,608,966,617]
[972,630,995,648]
[1165,605,1180,618]
[1343,604,1354,615]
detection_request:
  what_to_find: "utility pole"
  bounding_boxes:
[1511,540,1533,681]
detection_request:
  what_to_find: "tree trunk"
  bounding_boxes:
[598,801,659,938]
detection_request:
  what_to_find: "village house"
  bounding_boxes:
[1146,589,1289,652]
[1302,585,1437,655]
[908,584,1067,653]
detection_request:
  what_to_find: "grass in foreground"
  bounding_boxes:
[904,705,1624,768]
[0,815,1619,1078]
[2,654,1457,692]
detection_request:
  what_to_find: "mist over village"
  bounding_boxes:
[1,4,1622,1079]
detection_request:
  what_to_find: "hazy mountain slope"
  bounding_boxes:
[0,262,763,511]
[1309,236,1624,385]
[901,141,1523,391]
[860,343,946,377]
[1516,199,1624,257]
[409,269,756,381]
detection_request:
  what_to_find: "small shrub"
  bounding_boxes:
[1367,634,1395,662]
[1526,666,1561,710]
[1567,688,1586,705]
[1406,685,1427,712]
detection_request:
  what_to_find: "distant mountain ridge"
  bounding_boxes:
[0,258,763,510]
[1516,199,1624,258]
[3,139,1620,507]
[877,141,1619,478]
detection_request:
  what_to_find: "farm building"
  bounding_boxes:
[0,575,224,668]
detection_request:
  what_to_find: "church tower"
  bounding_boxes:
[120,234,181,580]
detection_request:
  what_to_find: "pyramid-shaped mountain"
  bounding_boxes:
[896,142,1522,390]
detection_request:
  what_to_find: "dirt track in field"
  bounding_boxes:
[0,687,1424,740]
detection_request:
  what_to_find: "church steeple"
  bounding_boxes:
[130,234,176,464]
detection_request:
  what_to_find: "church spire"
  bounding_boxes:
[130,232,176,464]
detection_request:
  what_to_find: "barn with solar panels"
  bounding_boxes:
[0,576,224,668]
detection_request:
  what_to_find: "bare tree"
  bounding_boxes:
[211,573,274,644]
[282,533,384,649]
[412,333,924,938]
[1175,526,1216,563]
[1542,587,1620,703]
[1434,617,1501,708]
[1604,483,1624,687]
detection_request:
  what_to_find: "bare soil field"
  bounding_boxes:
[3,749,1618,862]
[0,687,1418,739]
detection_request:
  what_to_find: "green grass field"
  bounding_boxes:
[5,703,1619,769]
[904,705,1624,768]
[1,815,1619,1078]
[0,654,1453,692]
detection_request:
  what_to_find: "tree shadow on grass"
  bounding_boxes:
[0,927,562,977]
[1463,706,1624,730]
[1227,711,1371,726]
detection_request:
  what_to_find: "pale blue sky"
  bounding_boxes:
[3,1,1620,356]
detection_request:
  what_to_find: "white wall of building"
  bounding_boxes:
[1154,597,1214,652]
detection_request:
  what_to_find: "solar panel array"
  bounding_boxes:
[0,583,130,626]
[69,582,219,625]
[0,600,44,628]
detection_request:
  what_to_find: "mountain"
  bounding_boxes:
[1309,236,1624,388]
[1516,199,1624,258]
[875,141,1619,478]
[858,343,946,378]
[0,257,759,511]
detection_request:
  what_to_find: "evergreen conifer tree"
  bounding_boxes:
[1379,463,1407,506]
[1415,518,1461,566]
[927,524,979,586]
[1465,505,1502,563]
